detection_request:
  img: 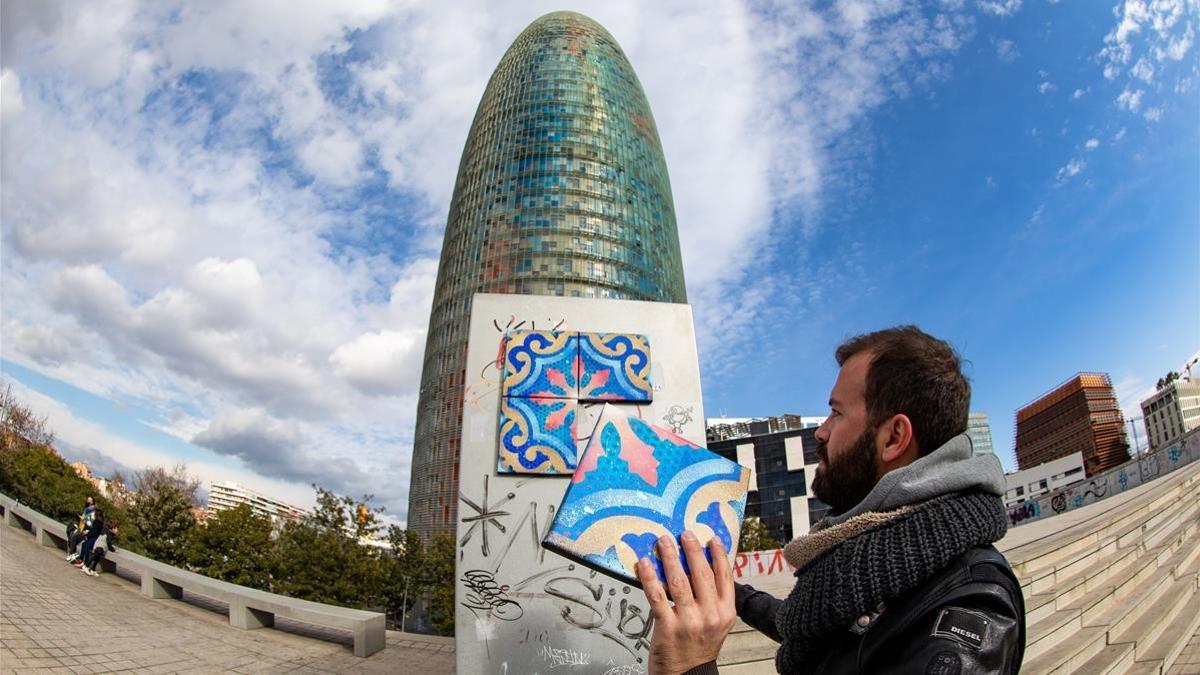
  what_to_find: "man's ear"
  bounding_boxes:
[875,413,918,468]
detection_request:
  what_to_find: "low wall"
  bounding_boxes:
[733,547,794,580]
[1006,428,1200,527]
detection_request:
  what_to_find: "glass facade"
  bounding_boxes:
[709,428,828,543]
[967,411,995,456]
[407,12,688,537]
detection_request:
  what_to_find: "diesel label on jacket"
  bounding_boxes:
[931,607,989,651]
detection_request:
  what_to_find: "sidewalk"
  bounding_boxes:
[0,525,453,674]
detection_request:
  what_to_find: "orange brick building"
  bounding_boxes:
[1015,373,1130,476]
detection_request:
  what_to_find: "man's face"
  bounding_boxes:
[812,352,880,514]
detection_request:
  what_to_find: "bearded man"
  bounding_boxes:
[636,326,1024,674]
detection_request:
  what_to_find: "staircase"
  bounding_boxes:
[1006,458,1200,674]
[713,458,1200,674]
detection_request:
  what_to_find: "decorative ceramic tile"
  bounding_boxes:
[498,396,578,474]
[542,404,749,586]
[503,330,579,399]
[577,333,653,402]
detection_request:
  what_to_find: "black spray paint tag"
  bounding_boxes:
[931,607,988,651]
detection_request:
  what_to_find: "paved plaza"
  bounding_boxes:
[0,526,454,674]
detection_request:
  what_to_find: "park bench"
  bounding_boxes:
[0,493,385,657]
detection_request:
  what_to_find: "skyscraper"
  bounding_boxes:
[1015,373,1130,476]
[406,12,688,537]
[966,411,995,455]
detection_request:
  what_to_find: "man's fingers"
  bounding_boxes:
[679,530,715,603]
[657,534,696,607]
[636,557,673,623]
[708,537,734,601]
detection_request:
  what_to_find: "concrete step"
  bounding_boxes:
[1141,499,1200,552]
[1026,607,1083,663]
[1027,591,1058,625]
[716,659,775,674]
[1084,562,1175,639]
[1023,624,1108,675]
[1048,543,1140,610]
[1114,575,1195,659]
[1073,641,1136,675]
[717,626,778,666]
[1125,660,1162,675]
[1133,587,1200,673]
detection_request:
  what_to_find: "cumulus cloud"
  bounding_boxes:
[1085,138,1100,150]
[1072,87,1088,99]
[1038,80,1055,93]
[330,329,424,395]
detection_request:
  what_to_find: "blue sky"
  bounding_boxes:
[2,0,1197,525]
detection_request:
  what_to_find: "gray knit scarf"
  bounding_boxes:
[773,490,1008,674]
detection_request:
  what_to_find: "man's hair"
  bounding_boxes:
[835,325,970,456]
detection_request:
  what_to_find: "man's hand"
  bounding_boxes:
[636,531,736,675]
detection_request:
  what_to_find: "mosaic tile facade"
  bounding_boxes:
[408,12,688,536]
[543,405,750,586]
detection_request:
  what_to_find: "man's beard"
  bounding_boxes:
[811,428,880,515]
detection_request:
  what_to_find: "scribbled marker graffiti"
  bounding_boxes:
[461,569,523,621]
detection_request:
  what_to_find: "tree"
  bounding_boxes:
[423,533,457,636]
[127,465,199,565]
[1157,371,1181,390]
[738,517,781,552]
[185,503,274,588]
[0,383,54,447]
[383,525,425,629]
[0,388,126,535]
[273,486,386,610]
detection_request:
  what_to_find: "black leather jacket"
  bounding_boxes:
[735,545,1025,674]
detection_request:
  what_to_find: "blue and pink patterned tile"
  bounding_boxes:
[577,332,653,402]
[502,330,579,399]
[542,404,749,585]
[498,396,578,474]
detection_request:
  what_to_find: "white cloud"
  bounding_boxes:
[330,329,424,395]
[994,38,1020,62]
[1056,158,1085,181]
[1144,107,1162,121]
[1117,87,1145,111]
[1130,57,1155,82]
[1099,0,1196,118]
[1072,87,1088,99]
[978,0,1023,17]
[1085,138,1100,150]
[1114,127,1128,140]
[1038,80,1055,93]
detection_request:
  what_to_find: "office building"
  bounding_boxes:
[406,12,688,536]
[1141,378,1200,452]
[1015,373,1130,477]
[709,426,827,544]
[966,412,996,455]
[208,482,307,525]
[1002,452,1086,508]
[706,414,826,443]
